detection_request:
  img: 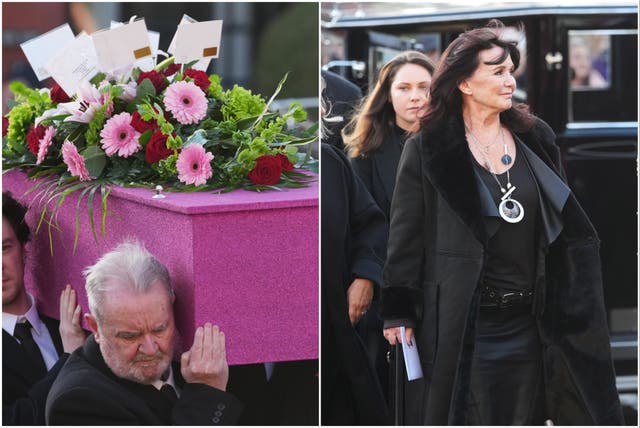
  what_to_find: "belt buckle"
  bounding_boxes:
[499,291,524,308]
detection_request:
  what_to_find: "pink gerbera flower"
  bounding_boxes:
[164,81,208,125]
[176,144,214,186]
[100,112,141,157]
[36,126,55,164]
[61,141,91,181]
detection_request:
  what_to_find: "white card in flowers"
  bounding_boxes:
[20,23,75,81]
[110,20,160,72]
[45,32,100,97]
[92,18,153,72]
[171,18,223,65]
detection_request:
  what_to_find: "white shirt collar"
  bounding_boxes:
[151,365,178,392]
[2,293,44,336]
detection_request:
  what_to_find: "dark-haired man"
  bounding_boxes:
[2,191,87,425]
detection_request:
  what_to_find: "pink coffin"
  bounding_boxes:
[3,170,318,365]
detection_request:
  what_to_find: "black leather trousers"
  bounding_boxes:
[467,306,546,425]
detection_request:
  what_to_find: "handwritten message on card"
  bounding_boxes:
[46,32,100,96]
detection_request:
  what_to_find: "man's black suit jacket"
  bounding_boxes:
[2,314,67,425]
[46,334,243,425]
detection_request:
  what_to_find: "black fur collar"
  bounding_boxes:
[419,115,489,245]
[416,114,572,245]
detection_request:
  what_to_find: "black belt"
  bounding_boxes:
[480,285,534,308]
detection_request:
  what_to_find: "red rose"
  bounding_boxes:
[26,125,47,155]
[50,83,71,103]
[131,111,159,133]
[248,155,283,185]
[163,63,182,77]
[276,153,294,171]
[137,70,167,93]
[184,69,210,92]
[2,116,8,137]
[145,131,174,164]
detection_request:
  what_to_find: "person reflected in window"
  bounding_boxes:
[570,37,607,88]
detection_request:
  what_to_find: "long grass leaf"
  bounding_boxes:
[251,72,289,130]
[73,186,94,254]
[87,185,99,245]
[100,185,111,238]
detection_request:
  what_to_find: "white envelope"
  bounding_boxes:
[45,32,100,96]
[400,326,424,381]
[171,19,223,66]
[92,19,153,72]
[20,23,75,81]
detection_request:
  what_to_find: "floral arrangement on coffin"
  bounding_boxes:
[2,58,317,245]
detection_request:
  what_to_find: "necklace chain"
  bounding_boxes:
[465,124,511,194]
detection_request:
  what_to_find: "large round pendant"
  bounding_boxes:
[501,154,513,165]
[498,198,524,223]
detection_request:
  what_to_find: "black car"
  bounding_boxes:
[322,1,638,424]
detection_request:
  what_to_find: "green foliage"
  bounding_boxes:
[154,154,178,180]
[3,57,318,252]
[84,97,111,146]
[81,145,107,178]
[208,74,225,100]
[6,82,53,154]
[220,85,267,122]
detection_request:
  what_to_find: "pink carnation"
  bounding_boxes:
[61,141,91,181]
[100,112,141,157]
[164,81,208,125]
[176,144,214,186]
[36,126,55,165]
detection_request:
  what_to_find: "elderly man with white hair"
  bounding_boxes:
[45,240,243,425]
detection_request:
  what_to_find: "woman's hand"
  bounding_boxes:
[346,278,374,325]
[383,327,413,346]
[59,284,88,353]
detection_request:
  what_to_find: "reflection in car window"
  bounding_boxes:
[569,32,610,90]
[568,29,637,123]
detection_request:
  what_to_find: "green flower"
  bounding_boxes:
[6,82,52,154]
[207,74,225,100]
[220,85,266,122]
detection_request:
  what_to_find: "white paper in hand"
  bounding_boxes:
[20,24,75,81]
[400,326,424,381]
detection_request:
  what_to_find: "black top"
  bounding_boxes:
[350,123,410,221]
[473,138,540,292]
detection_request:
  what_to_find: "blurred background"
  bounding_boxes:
[322,0,638,424]
[2,2,319,119]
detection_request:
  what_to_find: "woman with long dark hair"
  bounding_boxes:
[380,21,622,425]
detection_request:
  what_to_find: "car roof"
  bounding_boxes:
[322,1,639,28]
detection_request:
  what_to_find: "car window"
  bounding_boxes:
[568,29,638,123]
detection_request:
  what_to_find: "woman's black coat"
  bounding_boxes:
[320,143,390,425]
[351,125,406,220]
[380,115,623,425]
